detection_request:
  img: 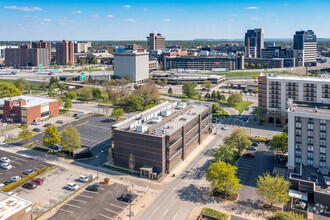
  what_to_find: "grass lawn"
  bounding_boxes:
[64,67,103,72]
[6,138,19,143]
[59,109,77,114]
[200,70,277,77]
[212,109,229,118]
[201,208,230,220]
[235,101,254,114]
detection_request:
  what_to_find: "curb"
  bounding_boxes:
[213,191,240,203]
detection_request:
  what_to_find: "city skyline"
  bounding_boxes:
[0,0,329,41]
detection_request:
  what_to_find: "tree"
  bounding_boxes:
[126,94,144,111]
[267,211,304,220]
[227,93,243,106]
[79,59,85,66]
[92,57,98,64]
[256,173,290,208]
[0,82,22,98]
[18,126,33,143]
[204,92,211,99]
[206,161,242,196]
[182,82,197,98]
[270,133,288,154]
[47,84,56,97]
[58,97,63,107]
[87,75,94,84]
[108,89,120,105]
[282,124,288,134]
[224,128,251,154]
[49,76,59,86]
[219,94,226,101]
[213,144,234,163]
[211,91,217,100]
[66,91,77,100]
[77,87,93,101]
[263,63,268,69]
[168,87,173,94]
[244,62,249,69]
[128,151,135,172]
[135,85,160,106]
[61,125,81,156]
[212,104,222,113]
[202,80,212,90]
[67,61,73,66]
[64,98,72,109]
[14,78,29,91]
[123,75,133,83]
[92,88,101,99]
[42,125,60,148]
[57,83,67,97]
[250,63,255,69]
[257,63,262,69]
[111,108,124,120]
[160,79,167,88]
[254,107,267,122]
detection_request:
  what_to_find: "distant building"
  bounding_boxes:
[0,46,19,58]
[264,41,275,48]
[74,41,91,53]
[32,40,52,62]
[245,28,264,58]
[245,57,295,68]
[0,96,59,123]
[125,44,142,51]
[5,44,50,68]
[0,191,32,220]
[293,30,317,67]
[147,33,166,51]
[217,44,245,53]
[56,40,75,65]
[152,73,225,84]
[114,51,150,83]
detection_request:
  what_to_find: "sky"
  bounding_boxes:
[0,0,329,41]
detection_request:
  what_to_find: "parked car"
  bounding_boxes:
[0,183,5,189]
[1,163,12,170]
[23,181,37,190]
[274,155,287,163]
[43,123,52,127]
[86,184,100,192]
[32,128,41,132]
[118,193,133,203]
[238,115,243,119]
[31,121,40,125]
[4,179,14,185]
[24,169,34,175]
[251,142,259,146]
[10,176,22,182]
[222,125,228,130]
[73,112,84,117]
[66,183,79,191]
[242,153,255,158]
[79,175,89,183]
[251,140,260,144]
[56,120,64,124]
[212,118,217,123]
[246,146,257,151]
[0,157,10,163]
[32,178,44,185]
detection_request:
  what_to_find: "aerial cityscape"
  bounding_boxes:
[0,0,330,220]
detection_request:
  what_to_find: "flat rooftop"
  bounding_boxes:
[289,104,330,118]
[0,192,31,220]
[0,95,57,108]
[113,101,209,136]
[261,73,330,83]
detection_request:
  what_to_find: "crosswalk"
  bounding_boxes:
[236,157,255,183]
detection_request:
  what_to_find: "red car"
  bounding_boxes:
[243,153,255,158]
[32,178,44,185]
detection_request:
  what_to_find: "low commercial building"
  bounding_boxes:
[152,73,225,84]
[112,101,212,179]
[0,96,59,123]
[0,191,32,220]
[245,57,295,68]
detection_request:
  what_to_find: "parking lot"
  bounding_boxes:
[50,182,136,220]
[0,149,50,184]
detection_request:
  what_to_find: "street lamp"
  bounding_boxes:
[96,150,104,179]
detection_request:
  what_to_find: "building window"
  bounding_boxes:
[307,138,313,145]
[296,144,301,149]
[307,130,313,137]
[320,125,326,132]
[296,117,301,122]
[320,154,326,161]
[320,147,326,154]
[296,150,301,157]
[320,161,326,168]
[307,159,313,166]
[296,129,302,136]
[296,136,302,143]
[307,152,313,159]
[320,139,326,146]
[296,157,301,164]
[320,132,326,139]
[307,145,314,151]
[308,123,314,130]
[296,122,301,128]
[320,119,326,125]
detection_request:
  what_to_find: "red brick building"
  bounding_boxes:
[0,96,59,123]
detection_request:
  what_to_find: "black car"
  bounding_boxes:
[118,193,133,203]
[56,120,64,124]
[252,140,260,144]
[22,181,37,190]
[43,123,52,127]
[275,155,288,163]
[4,179,14,185]
[212,118,217,123]
[86,184,100,192]
[32,128,41,132]
[251,142,258,146]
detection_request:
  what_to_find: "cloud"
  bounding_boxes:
[107,14,114,18]
[89,14,100,18]
[4,6,43,12]
[163,18,171,22]
[228,19,235,22]
[143,9,148,11]
[72,11,82,14]
[57,18,74,25]
[22,15,38,18]
[227,14,238,17]
[245,6,259,10]
[249,17,259,20]
[123,5,131,9]
[124,18,135,22]
[42,19,52,22]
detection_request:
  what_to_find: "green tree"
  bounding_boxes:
[168,87,173,94]
[92,88,101,99]
[66,91,77,100]
[212,104,222,113]
[77,87,93,101]
[227,93,243,107]
[211,91,217,100]
[263,63,268,69]
[14,78,29,91]
[224,128,251,154]
[67,61,73,66]
[175,79,179,85]
[270,133,288,154]
[256,173,291,208]
[64,98,72,109]
[58,97,63,107]
[126,94,144,111]
[49,76,59,86]
[87,75,94,84]
[182,82,197,98]
[18,126,33,143]
[47,84,56,97]
[79,59,85,66]
[254,107,267,122]
[244,62,249,69]
[60,125,81,156]
[267,211,304,220]
[128,151,135,171]
[219,94,226,101]
[257,63,262,69]
[204,92,211,99]
[111,108,124,120]
[213,144,234,163]
[92,57,98,64]
[123,75,133,83]
[206,161,242,196]
[0,82,22,98]
[282,124,288,134]
[202,80,212,90]
[57,83,67,97]
[42,125,60,148]
[250,63,255,69]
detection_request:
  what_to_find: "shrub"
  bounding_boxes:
[251,137,267,142]
[267,211,304,220]
[1,167,48,192]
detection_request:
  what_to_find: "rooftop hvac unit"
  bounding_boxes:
[136,125,148,133]
[161,110,171,117]
[177,102,187,109]
[152,117,162,124]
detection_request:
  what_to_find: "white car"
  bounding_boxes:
[66,183,79,191]
[0,157,10,163]
[1,163,12,170]
[79,175,89,183]
[246,146,257,151]
[31,121,40,125]
[0,183,5,189]
[222,125,228,130]
[10,176,21,182]
[24,169,34,175]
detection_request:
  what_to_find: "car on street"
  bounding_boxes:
[212,118,217,123]
[222,125,228,130]
[32,128,41,132]
[24,169,34,175]
[245,107,250,111]
[56,120,64,124]
[1,163,12,170]
[32,178,44,185]
[10,176,22,182]
[79,175,89,183]
[238,115,243,119]
[0,157,10,163]
[66,183,79,191]
[86,184,100,192]
[251,142,259,146]
[43,123,52,127]
[22,181,37,190]
[246,146,257,151]
[243,153,255,158]
[31,121,40,125]
[118,193,134,203]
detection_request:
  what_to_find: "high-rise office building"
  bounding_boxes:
[56,40,74,65]
[32,40,52,62]
[293,30,317,67]
[147,33,166,51]
[245,28,264,58]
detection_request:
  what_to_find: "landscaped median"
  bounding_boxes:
[199,208,230,220]
[1,165,58,192]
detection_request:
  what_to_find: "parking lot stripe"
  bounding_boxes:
[84,191,99,195]
[59,209,74,214]
[65,203,81,208]
[108,203,125,209]
[99,213,113,219]
[11,157,28,162]
[104,208,120,215]
[11,161,23,165]
[77,194,93,199]
[72,199,87,203]
[163,209,169,216]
